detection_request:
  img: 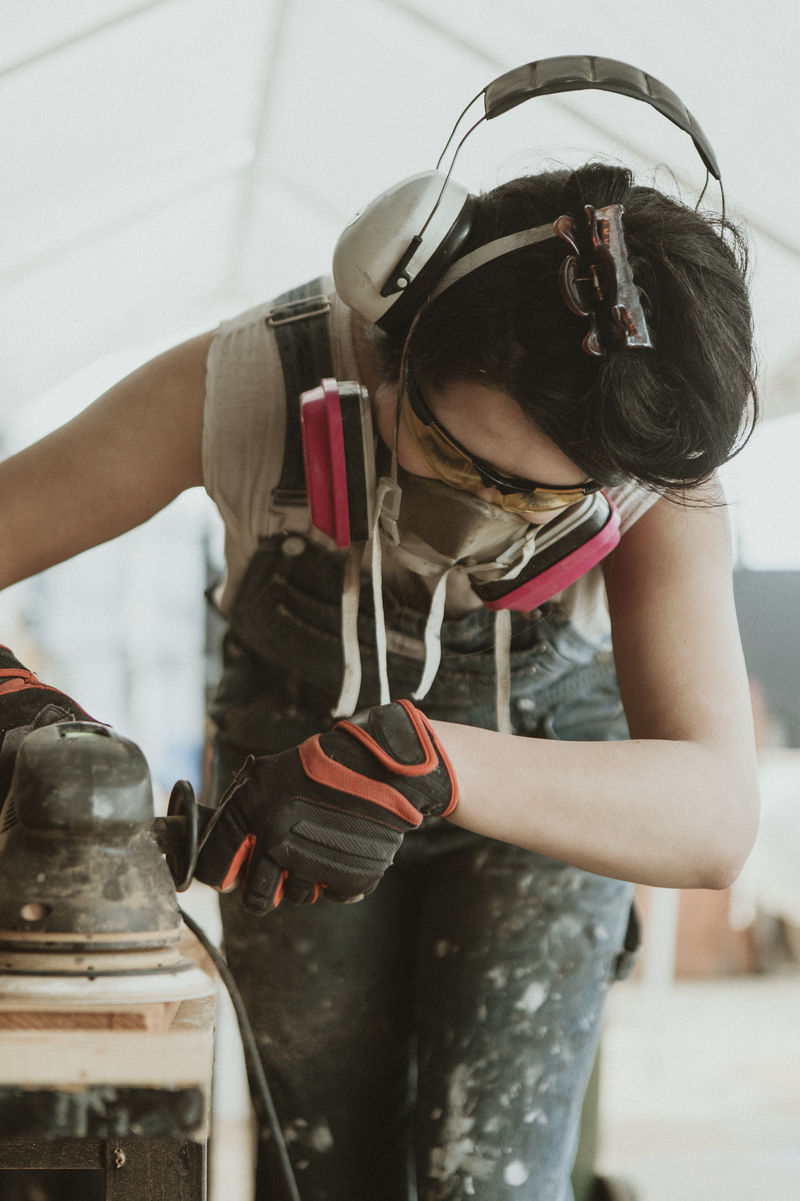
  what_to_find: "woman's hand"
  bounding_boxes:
[194,700,458,915]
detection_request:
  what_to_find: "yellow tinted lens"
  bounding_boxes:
[401,392,483,491]
[497,489,586,514]
[400,391,588,513]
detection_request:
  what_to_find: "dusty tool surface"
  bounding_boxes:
[0,721,216,1197]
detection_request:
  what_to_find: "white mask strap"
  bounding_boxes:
[370,477,403,706]
[411,566,454,703]
[332,542,366,718]
[494,608,513,735]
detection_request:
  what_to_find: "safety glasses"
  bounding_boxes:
[401,369,601,513]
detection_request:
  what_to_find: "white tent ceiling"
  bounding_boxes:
[2,0,799,435]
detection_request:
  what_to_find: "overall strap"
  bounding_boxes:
[265,278,335,511]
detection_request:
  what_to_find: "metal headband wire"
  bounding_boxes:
[695,170,726,219]
[435,86,485,173]
[415,110,486,243]
[407,85,487,246]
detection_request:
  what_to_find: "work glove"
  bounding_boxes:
[195,698,458,915]
[0,645,96,799]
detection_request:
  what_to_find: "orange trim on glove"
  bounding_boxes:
[335,700,458,817]
[0,667,42,693]
[272,870,289,908]
[220,832,257,892]
[334,698,440,776]
[299,737,425,827]
[0,664,95,721]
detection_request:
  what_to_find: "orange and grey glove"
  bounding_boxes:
[194,699,458,915]
[0,645,96,798]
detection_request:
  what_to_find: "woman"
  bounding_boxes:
[0,142,758,1201]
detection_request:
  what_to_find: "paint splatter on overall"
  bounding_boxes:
[209,535,638,1200]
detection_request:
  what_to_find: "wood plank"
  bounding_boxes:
[0,996,215,1098]
[0,1000,181,1031]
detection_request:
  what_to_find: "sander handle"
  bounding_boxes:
[151,780,216,892]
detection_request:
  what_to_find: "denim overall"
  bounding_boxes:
[207,531,638,1201]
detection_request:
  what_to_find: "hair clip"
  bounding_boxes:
[554,204,653,357]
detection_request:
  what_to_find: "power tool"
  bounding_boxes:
[0,719,304,1200]
[0,720,213,1019]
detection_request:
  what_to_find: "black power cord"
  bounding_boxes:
[179,907,302,1201]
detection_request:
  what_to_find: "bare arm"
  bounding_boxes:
[0,331,213,588]
[437,486,759,889]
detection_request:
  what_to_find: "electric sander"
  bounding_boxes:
[0,720,214,1023]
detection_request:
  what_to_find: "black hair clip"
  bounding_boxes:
[554,204,653,357]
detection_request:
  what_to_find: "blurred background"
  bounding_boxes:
[1,2,799,1198]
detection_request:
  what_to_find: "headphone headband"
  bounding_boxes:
[482,57,719,180]
[332,55,720,328]
[428,223,557,303]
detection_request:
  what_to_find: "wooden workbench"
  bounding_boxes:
[0,930,216,1200]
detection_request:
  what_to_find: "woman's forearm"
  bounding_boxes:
[0,333,211,589]
[434,720,759,890]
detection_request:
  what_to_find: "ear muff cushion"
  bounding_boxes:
[332,173,475,328]
[300,380,376,547]
[473,494,620,611]
[375,192,477,331]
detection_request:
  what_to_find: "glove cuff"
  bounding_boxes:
[332,699,459,818]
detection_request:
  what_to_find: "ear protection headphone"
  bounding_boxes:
[307,54,719,602]
[332,54,720,329]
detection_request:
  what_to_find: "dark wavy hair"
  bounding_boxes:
[377,163,758,493]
